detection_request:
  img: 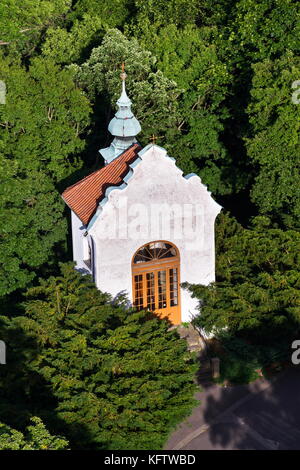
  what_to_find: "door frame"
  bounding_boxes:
[131,241,181,324]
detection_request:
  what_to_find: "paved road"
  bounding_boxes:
[165,367,300,450]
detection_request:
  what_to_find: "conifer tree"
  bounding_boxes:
[189,213,300,347]
[14,263,197,450]
[0,417,69,450]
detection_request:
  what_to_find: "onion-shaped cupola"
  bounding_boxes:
[100,65,141,164]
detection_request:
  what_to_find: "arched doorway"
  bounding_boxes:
[132,241,181,324]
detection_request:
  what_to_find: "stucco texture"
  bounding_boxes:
[73,144,222,322]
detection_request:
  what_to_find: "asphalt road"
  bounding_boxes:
[166,367,300,450]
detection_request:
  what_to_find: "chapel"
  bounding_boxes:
[62,69,221,324]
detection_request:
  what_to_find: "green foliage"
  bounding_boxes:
[42,0,135,66]
[189,213,300,340]
[73,29,180,146]
[218,353,260,385]
[133,22,235,194]
[42,14,105,65]
[12,263,197,450]
[246,53,300,228]
[231,0,300,61]
[215,333,289,384]
[0,0,299,442]
[131,0,200,27]
[0,0,72,54]
[189,213,300,383]
[0,56,91,180]
[0,167,66,295]
[0,417,69,450]
[71,0,132,28]
[0,56,91,296]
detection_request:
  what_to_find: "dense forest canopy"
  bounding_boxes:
[0,0,299,448]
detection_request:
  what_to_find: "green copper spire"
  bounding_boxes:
[100,65,141,164]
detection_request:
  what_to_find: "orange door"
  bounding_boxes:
[132,242,181,324]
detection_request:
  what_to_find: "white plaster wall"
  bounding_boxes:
[71,210,92,275]
[88,145,221,322]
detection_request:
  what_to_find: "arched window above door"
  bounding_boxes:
[133,241,178,265]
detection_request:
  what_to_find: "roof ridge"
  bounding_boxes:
[61,143,141,225]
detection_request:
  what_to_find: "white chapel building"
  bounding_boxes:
[62,71,221,324]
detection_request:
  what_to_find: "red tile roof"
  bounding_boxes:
[62,144,141,225]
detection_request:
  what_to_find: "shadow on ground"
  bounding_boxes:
[166,354,300,450]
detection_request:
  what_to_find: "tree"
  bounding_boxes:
[0,56,91,181]
[72,29,181,152]
[42,14,104,65]
[0,0,72,53]
[0,167,67,296]
[15,263,197,450]
[0,56,91,296]
[186,213,300,382]
[71,0,132,29]
[246,53,300,228]
[131,0,200,28]
[132,22,238,195]
[0,417,69,450]
[188,213,300,342]
[230,0,300,62]
[41,0,136,66]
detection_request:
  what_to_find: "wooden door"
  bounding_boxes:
[132,242,181,324]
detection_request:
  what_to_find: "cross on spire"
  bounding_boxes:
[150,134,159,145]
